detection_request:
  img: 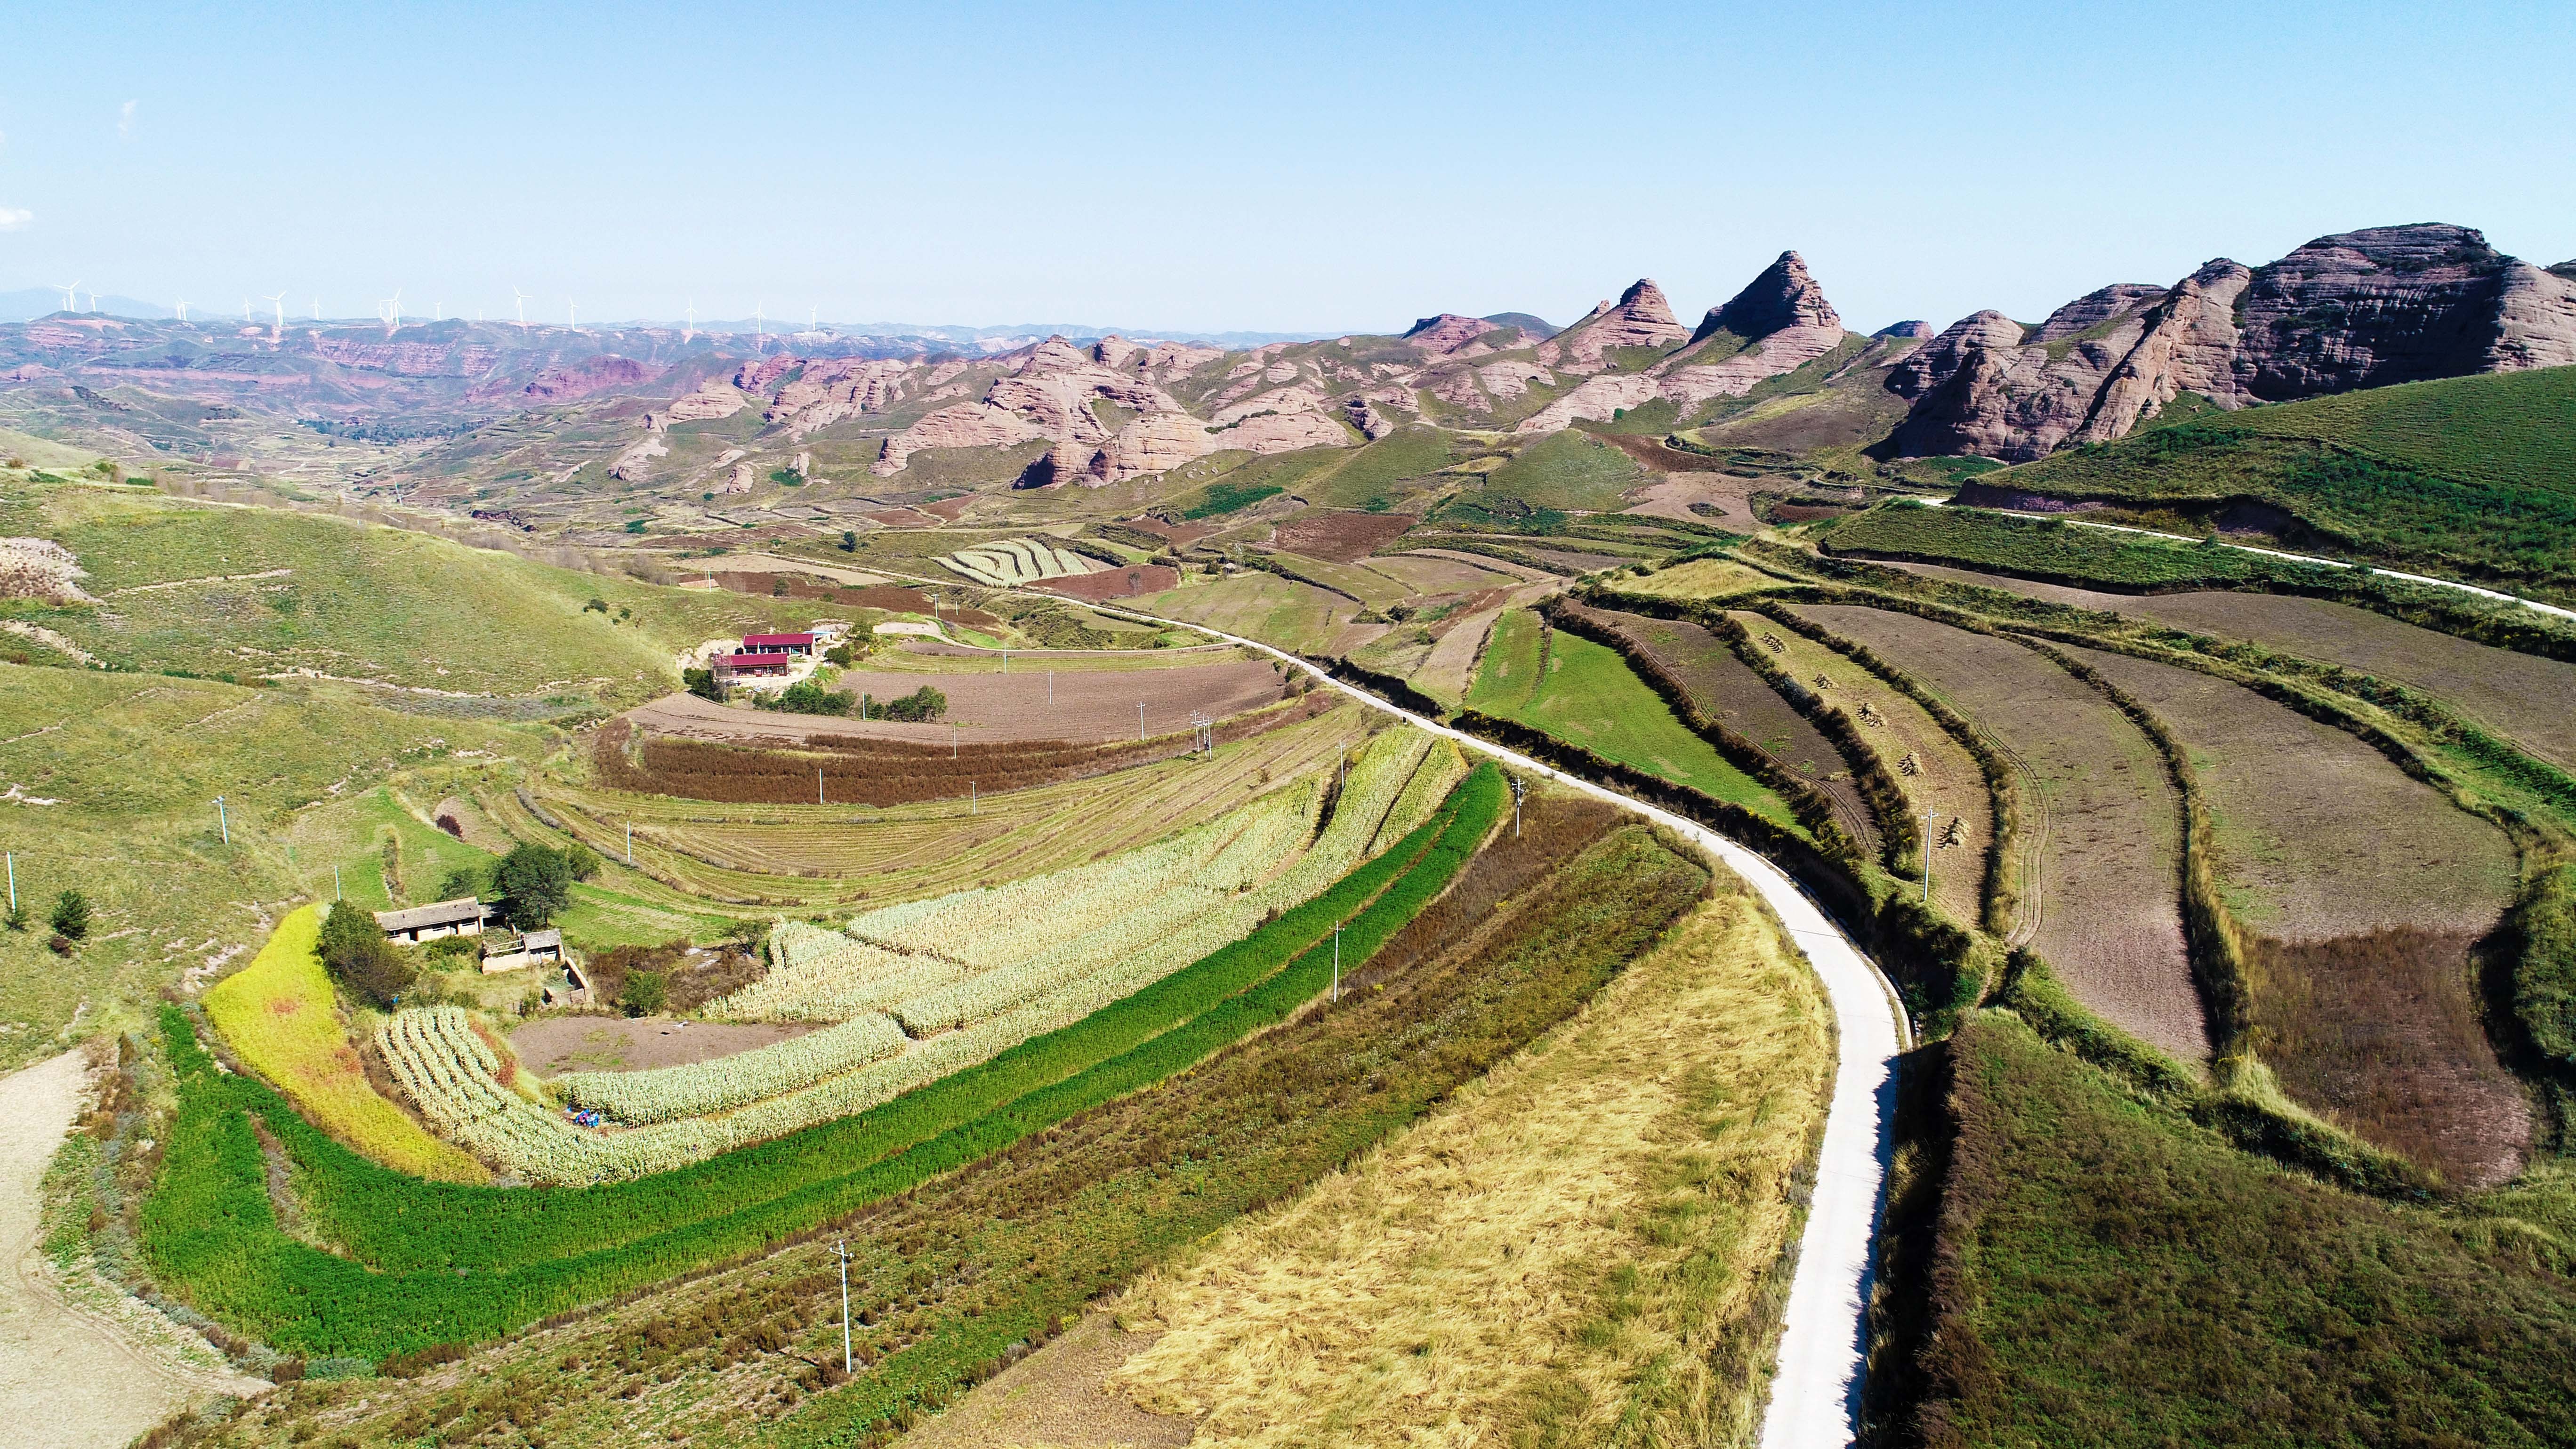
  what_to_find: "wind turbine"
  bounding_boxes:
[174,298,189,322]
[510,286,529,327]
[262,291,287,329]
[311,298,321,320]
[378,289,403,332]
[754,301,765,352]
[683,299,695,344]
[567,299,579,328]
[52,282,80,313]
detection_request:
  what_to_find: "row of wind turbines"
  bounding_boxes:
[46,280,831,344]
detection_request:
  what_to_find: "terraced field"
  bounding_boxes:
[2070,644,2526,1183]
[1468,610,1799,829]
[518,701,1362,909]
[1132,570,1385,656]
[1735,612,1992,926]
[1586,606,1876,851]
[1890,564,2576,775]
[1793,605,2201,1063]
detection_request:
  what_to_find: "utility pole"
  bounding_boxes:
[333,865,343,902]
[1332,919,1343,1003]
[1510,774,1525,838]
[818,767,825,805]
[1137,700,1145,741]
[837,1240,853,1376]
[214,795,229,845]
[950,722,958,759]
[1048,672,1054,706]
[5,853,14,916]
[970,781,976,815]
[626,822,634,865]
[1924,811,1940,904]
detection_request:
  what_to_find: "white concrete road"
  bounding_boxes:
[1087,600,1908,1449]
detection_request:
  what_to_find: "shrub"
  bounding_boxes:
[315,901,416,1008]
[764,679,853,716]
[621,971,668,1018]
[3,901,25,932]
[564,843,603,883]
[684,668,724,703]
[50,891,91,942]
[436,866,483,900]
[877,685,947,723]
[424,936,480,963]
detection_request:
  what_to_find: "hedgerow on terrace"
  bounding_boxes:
[140,765,1508,1360]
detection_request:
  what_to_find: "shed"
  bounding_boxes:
[742,632,818,656]
[717,651,795,677]
[374,896,490,944]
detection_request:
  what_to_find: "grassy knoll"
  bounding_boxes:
[201,906,486,1183]
[0,665,540,1072]
[1467,611,1799,828]
[1292,427,1457,511]
[0,474,813,704]
[175,797,1716,1449]
[1115,873,1828,1445]
[1992,366,2576,598]
[137,770,1503,1360]
[1479,429,1646,513]
[1909,1011,2576,1448]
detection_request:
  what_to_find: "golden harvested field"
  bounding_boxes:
[2069,644,2527,1183]
[1132,572,1389,656]
[1884,563,2576,774]
[1623,555,1786,598]
[1110,882,1830,1447]
[632,658,1290,748]
[1735,612,1991,926]
[523,702,1367,908]
[1795,605,2203,1064]
[200,905,487,1182]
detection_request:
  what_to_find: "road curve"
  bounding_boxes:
[1075,599,1909,1448]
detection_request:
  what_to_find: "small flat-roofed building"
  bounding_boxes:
[742,632,818,656]
[483,927,567,974]
[374,897,490,944]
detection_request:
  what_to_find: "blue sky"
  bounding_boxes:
[0,0,2568,334]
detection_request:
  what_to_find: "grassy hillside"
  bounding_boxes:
[1825,502,2279,590]
[1995,366,2576,600]
[0,665,542,1071]
[1,469,815,705]
[1477,430,1644,513]
[1909,1012,2576,1447]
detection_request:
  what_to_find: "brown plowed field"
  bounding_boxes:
[1363,553,1522,595]
[599,693,1334,807]
[631,658,1290,747]
[1271,510,1418,563]
[2069,644,2526,1184]
[1732,612,1992,927]
[1795,604,2204,1064]
[1884,563,2576,774]
[1584,607,1877,853]
[1031,564,1182,602]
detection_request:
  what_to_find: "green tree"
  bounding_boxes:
[564,843,604,882]
[824,642,857,667]
[684,668,724,703]
[437,866,484,900]
[49,891,90,942]
[315,901,416,1008]
[880,684,948,723]
[491,844,573,931]
[621,970,668,1017]
[839,531,858,553]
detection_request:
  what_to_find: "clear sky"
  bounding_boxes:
[0,0,2568,334]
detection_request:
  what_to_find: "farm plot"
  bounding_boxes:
[2068,644,2525,1184]
[1362,552,1522,594]
[1469,609,1801,829]
[632,657,1290,747]
[1586,606,1876,849]
[1134,571,1387,657]
[201,906,487,1183]
[141,769,1507,1356]
[1270,509,1417,562]
[1733,612,1991,926]
[536,702,1358,910]
[383,735,1462,1182]
[1793,604,2202,1063]
[594,692,1331,808]
[936,537,1103,588]
[1406,601,1507,709]
[1877,562,2576,775]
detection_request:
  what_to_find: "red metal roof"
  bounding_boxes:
[719,652,795,668]
[742,633,816,648]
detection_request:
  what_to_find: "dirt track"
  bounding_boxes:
[0,1052,266,1448]
[630,659,1291,747]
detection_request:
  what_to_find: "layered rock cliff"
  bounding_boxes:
[1891,224,2576,461]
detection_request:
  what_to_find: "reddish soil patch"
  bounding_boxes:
[863,508,942,528]
[921,496,972,521]
[1594,432,1733,474]
[1126,516,1216,546]
[1271,510,1418,563]
[1524,547,1640,575]
[712,572,996,624]
[602,691,1333,806]
[1031,564,1182,602]
[509,1015,815,1076]
[1767,503,1853,523]
[1797,604,2204,1063]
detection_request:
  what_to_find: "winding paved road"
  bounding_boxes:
[1075,598,1909,1448]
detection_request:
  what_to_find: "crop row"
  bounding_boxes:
[555,1013,910,1124]
[939,537,1099,588]
[137,765,1505,1357]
